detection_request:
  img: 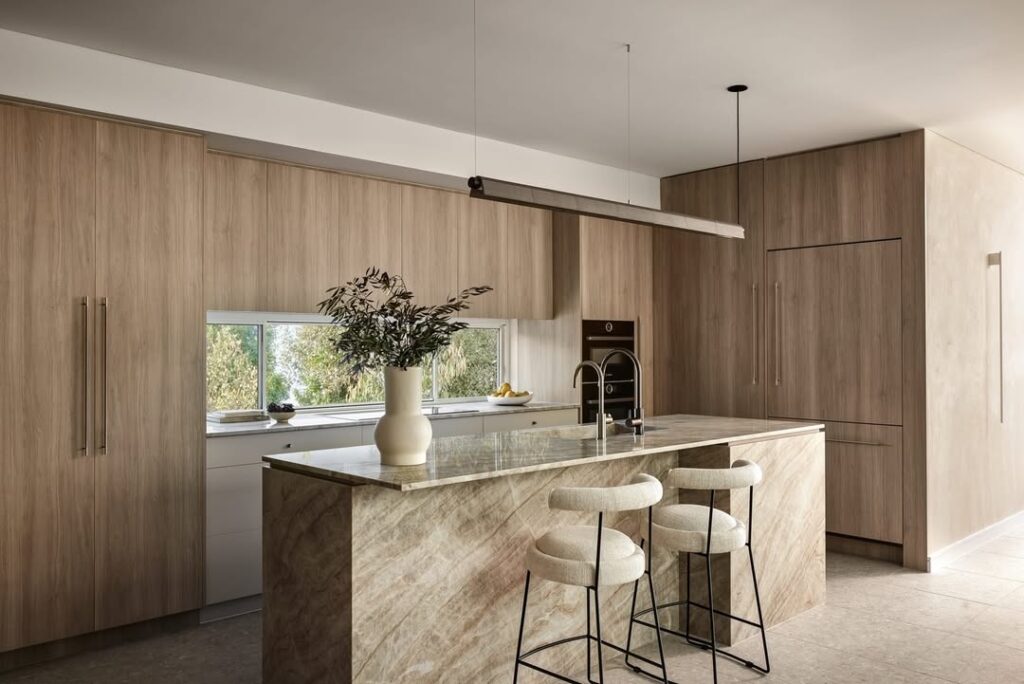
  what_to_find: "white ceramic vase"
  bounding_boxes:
[374,366,432,466]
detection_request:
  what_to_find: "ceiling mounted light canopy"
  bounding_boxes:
[465,2,744,239]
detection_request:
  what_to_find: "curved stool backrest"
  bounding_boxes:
[664,459,762,491]
[549,472,664,513]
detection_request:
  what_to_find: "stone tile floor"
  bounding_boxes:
[4,527,1024,683]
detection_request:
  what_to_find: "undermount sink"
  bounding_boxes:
[526,422,637,440]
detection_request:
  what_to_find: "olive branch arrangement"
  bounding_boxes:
[317,267,492,375]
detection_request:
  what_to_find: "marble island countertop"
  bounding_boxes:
[207,400,578,437]
[263,414,823,491]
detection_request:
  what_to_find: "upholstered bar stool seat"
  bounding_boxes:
[645,505,747,554]
[527,525,645,587]
[514,473,670,683]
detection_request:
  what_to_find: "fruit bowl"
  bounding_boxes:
[268,410,296,424]
[487,392,533,406]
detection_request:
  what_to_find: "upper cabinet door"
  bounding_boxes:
[95,121,204,630]
[457,197,507,318]
[767,240,903,425]
[204,153,267,311]
[657,160,766,418]
[266,163,340,313]
[506,205,553,320]
[338,174,402,284]
[0,105,97,651]
[765,134,917,250]
[579,217,653,322]
[401,185,459,307]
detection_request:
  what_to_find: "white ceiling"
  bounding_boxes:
[2,0,1023,177]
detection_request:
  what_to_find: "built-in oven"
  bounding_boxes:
[580,319,636,424]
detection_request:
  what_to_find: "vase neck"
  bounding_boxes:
[384,366,423,415]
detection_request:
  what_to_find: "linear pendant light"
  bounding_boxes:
[465,5,744,239]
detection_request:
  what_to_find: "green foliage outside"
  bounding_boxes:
[206,325,259,411]
[206,323,500,412]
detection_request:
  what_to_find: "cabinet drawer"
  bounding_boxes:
[824,422,903,544]
[483,409,578,434]
[207,425,366,468]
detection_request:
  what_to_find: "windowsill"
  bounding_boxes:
[205,400,580,437]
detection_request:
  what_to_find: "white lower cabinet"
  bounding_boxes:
[205,409,577,610]
[482,408,578,434]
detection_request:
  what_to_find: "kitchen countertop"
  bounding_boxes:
[263,414,823,491]
[206,400,579,437]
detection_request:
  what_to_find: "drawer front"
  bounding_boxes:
[207,425,366,468]
[206,464,262,536]
[206,529,261,605]
[483,409,578,434]
[824,421,903,544]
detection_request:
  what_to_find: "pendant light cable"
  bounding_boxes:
[727,84,747,223]
[625,43,632,205]
[473,0,478,176]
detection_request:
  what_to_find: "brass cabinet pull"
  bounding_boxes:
[988,252,1004,424]
[825,438,890,448]
[99,297,108,453]
[751,283,758,385]
[773,281,781,386]
[80,297,90,455]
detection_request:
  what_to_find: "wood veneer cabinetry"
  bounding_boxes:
[507,205,553,320]
[458,197,508,317]
[204,153,267,311]
[657,161,766,418]
[766,241,903,425]
[401,185,459,308]
[95,121,205,629]
[338,175,402,283]
[266,163,340,312]
[823,421,903,544]
[0,104,97,651]
[764,134,917,250]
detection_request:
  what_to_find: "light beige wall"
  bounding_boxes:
[925,130,1024,555]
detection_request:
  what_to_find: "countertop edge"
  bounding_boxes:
[263,421,825,491]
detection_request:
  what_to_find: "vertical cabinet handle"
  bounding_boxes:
[751,283,758,385]
[99,297,108,452]
[80,297,90,455]
[988,253,1004,423]
[773,281,782,386]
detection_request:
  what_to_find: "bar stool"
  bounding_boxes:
[625,460,769,684]
[513,473,669,684]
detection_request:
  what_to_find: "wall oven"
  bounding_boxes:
[580,319,636,424]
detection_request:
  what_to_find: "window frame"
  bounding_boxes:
[206,311,510,412]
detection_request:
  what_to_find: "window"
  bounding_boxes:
[206,313,507,412]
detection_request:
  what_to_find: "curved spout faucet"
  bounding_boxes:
[572,360,608,441]
[599,348,644,436]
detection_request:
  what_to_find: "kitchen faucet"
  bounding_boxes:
[599,348,644,436]
[572,360,609,440]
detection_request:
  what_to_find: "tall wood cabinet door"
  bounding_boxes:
[767,240,902,424]
[764,134,917,250]
[657,161,766,418]
[95,122,204,630]
[0,105,96,650]
[401,185,458,307]
[458,197,507,317]
[266,163,340,312]
[507,205,553,320]
[203,153,267,311]
[338,175,402,283]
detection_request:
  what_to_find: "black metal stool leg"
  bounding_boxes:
[645,568,669,682]
[594,585,605,683]
[586,587,593,681]
[748,545,771,673]
[513,571,531,684]
[704,554,719,684]
[684,552,692,639]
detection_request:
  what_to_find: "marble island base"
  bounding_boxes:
[262,426,824,683]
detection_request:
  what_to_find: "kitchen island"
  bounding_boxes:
[262,414,825,683]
